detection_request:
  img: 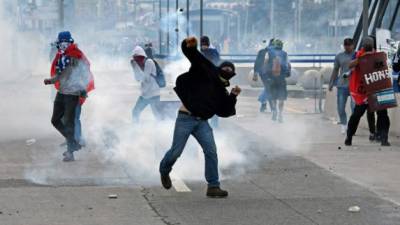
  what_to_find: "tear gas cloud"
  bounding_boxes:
[0,1,314,186]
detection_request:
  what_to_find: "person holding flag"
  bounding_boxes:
[44,31,94,161]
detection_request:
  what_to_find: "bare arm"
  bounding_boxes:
[348,58,359,69]
[328,55,340,91]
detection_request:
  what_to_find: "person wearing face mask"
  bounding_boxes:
[159,37,241,198]
[130,46,163,122]
[345,37,391,146]
[44,31,93,161]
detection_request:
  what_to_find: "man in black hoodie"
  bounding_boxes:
[159,37,241,198]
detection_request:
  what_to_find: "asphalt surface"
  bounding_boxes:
[1,73,400,225]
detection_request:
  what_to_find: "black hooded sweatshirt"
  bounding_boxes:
[174,40,237,120]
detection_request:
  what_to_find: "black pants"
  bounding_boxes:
[347,104,390,138]
[367,111,376,134]
[51,93,79,152]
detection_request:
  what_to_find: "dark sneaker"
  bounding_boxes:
[345,137,352,146]
[375,134,382,143]
[381,140,391,147]
[62,151,75,162]
[206,187,228,198]
[161,174,172,190]
[369,133,376,142]
[381,135,391,146]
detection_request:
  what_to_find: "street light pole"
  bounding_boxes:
[200,0,203,38]
[159,0,162,54]
[176,0,179,53]
[59,0,64,29]
[186,0,190,37]
[362,0,369,38]
[334,0,338,45]
[167,0,170,55]
[270,0,274,38]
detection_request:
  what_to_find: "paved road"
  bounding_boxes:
[1,73,400,225]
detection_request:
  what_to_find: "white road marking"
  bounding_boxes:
[170,175,191,192]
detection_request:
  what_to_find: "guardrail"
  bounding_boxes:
[154,53,336,67]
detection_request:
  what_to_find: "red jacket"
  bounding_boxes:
[50,44,95,105]
[349,48,368,105]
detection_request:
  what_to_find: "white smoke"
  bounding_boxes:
[0,1,314,187]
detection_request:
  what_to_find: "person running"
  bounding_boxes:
[159,37,241,198]
[44,31,91,161]
[263,39,289,122]
[253,39,275,113]
[345,37,391,146]
[329,38,355,134]
[130,46,163,122]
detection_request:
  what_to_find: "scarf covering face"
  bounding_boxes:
[50,43,95,104]
[219,61,236,86]
[58,42,71,53]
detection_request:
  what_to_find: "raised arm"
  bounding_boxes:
[181,37,219,75]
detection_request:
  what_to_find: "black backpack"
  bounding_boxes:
[147,58,166,88]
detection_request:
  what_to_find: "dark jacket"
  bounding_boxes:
[393,52,400,73]
[254,47,269,76]
[174,41,237,120]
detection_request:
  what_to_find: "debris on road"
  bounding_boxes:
[348,206,361,213]
[26,139,36,146]
[317,209,322,214]
[338,146,342,150]
[108,194,118,199]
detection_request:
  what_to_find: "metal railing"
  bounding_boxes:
[154,53,336,67]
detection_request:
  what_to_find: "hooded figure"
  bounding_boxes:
[44,31,93,162]
[130,46,162,121]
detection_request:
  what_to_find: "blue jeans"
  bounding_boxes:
[209,115,219,128]
[258,89,268,103]
[159,113,220,187]
[74,104,84,144]
[132,95,163,122]
[337,87,354,125]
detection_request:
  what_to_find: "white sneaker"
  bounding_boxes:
[341,125,347,135]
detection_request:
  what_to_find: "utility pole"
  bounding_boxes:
[59,0,64,29]
[159,0,162,54]
[362,0,369,38]
[176,0,179,53]
[200,0,203,38]
[298,0,303,43]
[167,0,170,55]
[186,0,190,37]
[270,0,274,38]
[334,0,338,45]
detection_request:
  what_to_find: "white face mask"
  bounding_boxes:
[58,42,71,51]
